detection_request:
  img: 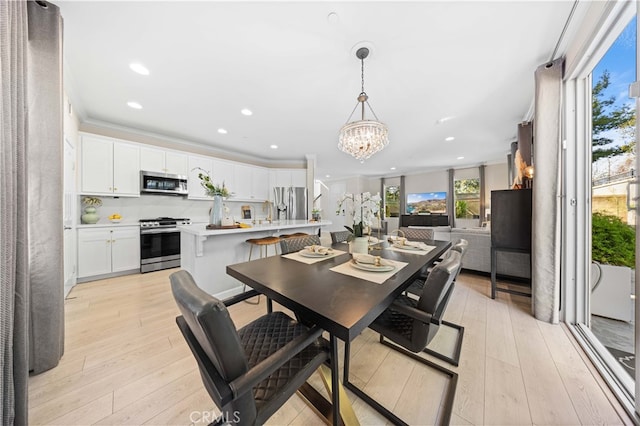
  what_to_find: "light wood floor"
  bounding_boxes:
[29,269,634,425]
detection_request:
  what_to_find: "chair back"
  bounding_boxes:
[450,238,468,278]
[170,271,256,419]
[413,250,461,345]
[330,230,350,244]
[399,227,434,241]
[280,234,321,254]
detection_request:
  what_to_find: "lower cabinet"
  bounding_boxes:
[78,227,140,278]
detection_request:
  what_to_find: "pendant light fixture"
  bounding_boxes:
[338,47,389,162]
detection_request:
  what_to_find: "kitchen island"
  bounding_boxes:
[179,220,331,297]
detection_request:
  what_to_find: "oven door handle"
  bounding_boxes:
[140,228,180,235]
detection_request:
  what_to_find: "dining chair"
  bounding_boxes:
[170,270,330,426]
[399,226,434,241]
[343,251,461,424]
[279,234,321,254]
[407,238,468,295]
[330,230,350,244]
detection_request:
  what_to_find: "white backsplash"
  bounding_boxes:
[79,195,272,225]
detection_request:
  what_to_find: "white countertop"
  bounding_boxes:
[76,222,140,229]
[178,220,331,237]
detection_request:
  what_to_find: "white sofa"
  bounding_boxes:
[408,226,530,279]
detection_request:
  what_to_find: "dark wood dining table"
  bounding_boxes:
[226,239,451,425]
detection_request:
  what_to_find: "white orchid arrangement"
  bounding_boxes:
[336,192,382,239]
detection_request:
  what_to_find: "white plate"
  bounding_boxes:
[351,260,395,272]
[392,243,425,251]
[299,249,333,258]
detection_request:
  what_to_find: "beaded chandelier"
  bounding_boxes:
[338,47,389,162]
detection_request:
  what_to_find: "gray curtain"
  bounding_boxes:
[1,2,64,422]
[1,1,29,423]
[447,169,455,227]
[479,165,486,224]
[532,58,564,323]
[26,0,64,374]
[399,175,406,218]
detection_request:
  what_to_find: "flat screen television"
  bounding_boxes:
[406,192,447,214]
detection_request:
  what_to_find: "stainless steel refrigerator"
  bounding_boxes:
[273,187,307,220]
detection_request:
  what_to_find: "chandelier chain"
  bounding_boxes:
[361,56,365,95]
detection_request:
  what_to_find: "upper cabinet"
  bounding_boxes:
[81,134,140,196]
[234,164,270,201]
[188,155,213,200]
[211,158,235,194]
[140,146,188,176]
[271,169,307,188]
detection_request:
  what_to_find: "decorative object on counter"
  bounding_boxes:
[108,213,122,223]
[336,191,381,254]
[81,196,102,224]
[311,208,321,221]
[338,47,389,162]
[194,167,230,227]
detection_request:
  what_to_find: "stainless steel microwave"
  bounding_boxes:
[140,171,188,196]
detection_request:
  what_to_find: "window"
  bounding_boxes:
[384,185,400,218]
[454,178,480,219]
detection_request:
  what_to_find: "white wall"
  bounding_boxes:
[63,92,80,297]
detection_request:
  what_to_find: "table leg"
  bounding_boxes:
[330,334,340,426]
[343,340,351,383]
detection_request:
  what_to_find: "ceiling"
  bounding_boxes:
[58,1,575,181]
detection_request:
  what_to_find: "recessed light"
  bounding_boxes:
[270,144,278,149]
[436,116,455,125]
[129,63,149,75]
[457,156,464,160]
[325,174,330,178]
[390,167,396,170]
[217,128,228,134]
[445,136,455,142]
[127,101,142,109]
[241,108,253,116]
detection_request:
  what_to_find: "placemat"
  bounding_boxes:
[282,249,346,264]
[385,243,436,256]
[330,258,408,284]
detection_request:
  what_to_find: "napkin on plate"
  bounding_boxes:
[303,245,333,255]
[352,253,390,266]
[394,240,430,250]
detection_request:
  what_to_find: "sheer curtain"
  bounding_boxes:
[532,58,564,323]
[1,2,29,423]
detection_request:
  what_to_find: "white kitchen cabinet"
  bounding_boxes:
[140,146,188,176]
[212,159,235,194]
[233,164,253,199]
[272,169,307,188]
[165,151,189,176]
[253,167,270,200]
[80,134,140,196]
[77,226,140,278]
[188,155,214,200]
[233,164,270,201]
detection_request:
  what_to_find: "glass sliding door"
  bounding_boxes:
[589,15,637,389]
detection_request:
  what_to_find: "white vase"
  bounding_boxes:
[210,195,223,226]
[349,237,369,254]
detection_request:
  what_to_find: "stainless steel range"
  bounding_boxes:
[139,217,191,273]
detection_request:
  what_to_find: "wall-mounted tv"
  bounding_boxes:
[406,192,447,214]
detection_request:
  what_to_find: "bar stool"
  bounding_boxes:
[278,232,308,239]
[244,236,281,307]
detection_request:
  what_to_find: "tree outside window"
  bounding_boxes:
[384,185,400,218]
[454,179,480,219]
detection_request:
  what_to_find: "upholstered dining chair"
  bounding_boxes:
[279,234,321,254]
[343,251,461,424]
[329,230,350,244]
[399,226,434,241]
[408,238,469,295]
[170,270,330,426]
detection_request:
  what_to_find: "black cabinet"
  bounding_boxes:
[399,214,449,227]
[490,189,532,298]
